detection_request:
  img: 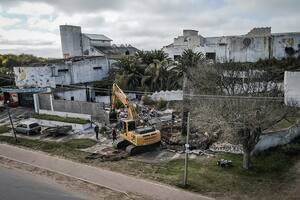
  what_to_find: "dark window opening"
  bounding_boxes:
[206,52,216,60]
[83,49,89,55]
[70,96,74,101]
[58,69,69,72]
[285,47,295,56]
[127,121,136,132]
[174,55,181,60]
[93,66,102,70]
[219,43,227,46]
[125,50,130,55]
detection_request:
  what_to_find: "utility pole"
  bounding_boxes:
[6,101,17,142]
[183,112,190,186]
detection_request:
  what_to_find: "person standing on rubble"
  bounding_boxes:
[112,128,117,143]
[94,125,99,141]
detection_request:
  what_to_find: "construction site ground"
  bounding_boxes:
[1,107,300,199]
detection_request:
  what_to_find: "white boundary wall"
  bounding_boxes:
[38,109,91,121]
[151,90,183,101]
[284,71,300,107]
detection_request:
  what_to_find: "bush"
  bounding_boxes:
[155,98,167,110]
[0,126,10,134]
[33,114,90,124]
[142,95,155,105]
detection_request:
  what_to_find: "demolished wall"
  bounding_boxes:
[38,93,108,122]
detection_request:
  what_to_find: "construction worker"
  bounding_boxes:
[94,125,99,141]
[112,128,117,143]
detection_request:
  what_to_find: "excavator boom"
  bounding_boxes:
[111,83,137,120]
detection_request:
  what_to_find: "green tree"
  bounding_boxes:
[180,49,205,135]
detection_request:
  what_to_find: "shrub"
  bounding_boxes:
[142,95,155,105]
[0,126,10,134]
[155,98,167,110]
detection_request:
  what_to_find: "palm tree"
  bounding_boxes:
[115,56,145,90]
[179,49,205,135]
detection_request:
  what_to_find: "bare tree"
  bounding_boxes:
[186,61,293,169]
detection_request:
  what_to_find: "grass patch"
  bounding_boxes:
[266,118,293,132]
[0,136,96,163]
[33,114,90,124]
[64,139,97,149]
[0,126,10,134]
[156,138,300,197]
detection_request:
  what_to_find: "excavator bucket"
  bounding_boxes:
[109,110,118,123]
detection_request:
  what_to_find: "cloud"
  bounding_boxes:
[0,0,299,57]
[0,39,53,46]
[7,2,54,16]
[0,16,21,28]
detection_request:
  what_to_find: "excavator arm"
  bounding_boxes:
[111,83,138,120]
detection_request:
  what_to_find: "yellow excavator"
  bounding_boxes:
[109,83,161,155]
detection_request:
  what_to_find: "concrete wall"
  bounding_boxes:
[60,25,83,58]
[55,89,87,101]
[14,67,56,88]
[53,99,108,122]
[38,93,52,110]
[37,93,108,122]
[284,71,300,107]
[252,125,300,155]
[14,57,109,88]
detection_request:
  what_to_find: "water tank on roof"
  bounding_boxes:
[60,25,83,58]
[183,30,198,37]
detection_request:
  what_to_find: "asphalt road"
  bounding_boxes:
[0,166,83,200]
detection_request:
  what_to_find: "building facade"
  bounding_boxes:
[14,56,109,88]
[60,25,139,59]
[163,27,300,62]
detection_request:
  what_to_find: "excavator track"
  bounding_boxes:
[125,142,161,156]
[114,139,131,149]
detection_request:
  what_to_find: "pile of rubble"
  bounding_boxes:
[209,142,243,154]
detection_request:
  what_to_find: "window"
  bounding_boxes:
[206,52,216,60]
[17,124,27,128]
[29,123,39,128]
[93,66,102,70]
[70,96,74,101]
[58,69,69,72]
[174,55,181,60]
[127,121,136,132]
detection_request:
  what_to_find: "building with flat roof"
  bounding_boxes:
[163,27,300,62]
[60,25,139,59]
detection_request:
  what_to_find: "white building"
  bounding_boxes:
[163,27,300,62]
[14,56,109,88]
[60,25,139,59]
[284,71,300,107]
[13,56,110,102]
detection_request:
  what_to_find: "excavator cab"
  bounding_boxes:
[121,120,136,133]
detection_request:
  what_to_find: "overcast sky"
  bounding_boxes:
[0,0,299,58]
